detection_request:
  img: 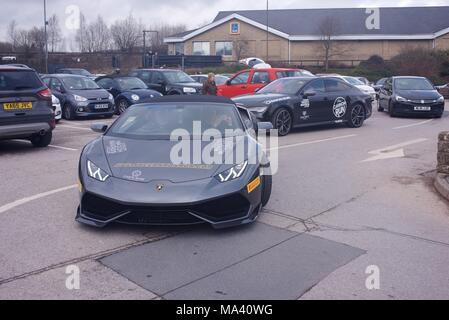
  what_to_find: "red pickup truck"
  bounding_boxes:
[217,68,313,98]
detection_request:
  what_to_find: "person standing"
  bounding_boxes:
[202,73,218,96]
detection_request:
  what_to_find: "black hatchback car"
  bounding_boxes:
[96,76,162,114]
[129,69,203,95]
[378,76,445,117]
[0,66,54,147]
[42,74,115,120]
[233,77,373,136]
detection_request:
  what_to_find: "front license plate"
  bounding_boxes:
[95,104,109,110]
[414,106,431,111]
[3,102,33,110]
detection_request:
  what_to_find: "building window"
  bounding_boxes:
[193,42,210,55]
[215,41,233,56]
[175,43,184,55]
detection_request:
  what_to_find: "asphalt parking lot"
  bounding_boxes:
[1,101,449,300]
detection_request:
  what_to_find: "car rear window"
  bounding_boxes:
[0,70,43,91]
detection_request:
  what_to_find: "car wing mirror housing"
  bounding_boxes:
[91,123,109,133]
[303,91,316,98]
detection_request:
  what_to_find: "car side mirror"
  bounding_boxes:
[91,123,108,133]
[226,80,232,86]
[257,122,274,132]
[302,91,316,98]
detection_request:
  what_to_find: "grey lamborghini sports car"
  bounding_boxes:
[76,96,273,229]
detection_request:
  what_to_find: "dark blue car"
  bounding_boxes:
[96,76,162,114]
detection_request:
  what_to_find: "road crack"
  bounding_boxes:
[0,232,178,286]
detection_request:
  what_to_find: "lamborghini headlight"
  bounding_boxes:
[216,161,248,183]
[87,160,110,182]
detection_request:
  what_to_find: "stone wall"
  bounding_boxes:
[437,132,449,174]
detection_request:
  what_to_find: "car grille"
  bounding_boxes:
[81,192,250,224]
[407,99,439,104]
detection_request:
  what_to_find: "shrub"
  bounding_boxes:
[389,48,448,83]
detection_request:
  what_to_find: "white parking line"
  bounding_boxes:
[393,119,434,130]
[270,134,357,151]
[0,185,77,214]
[49,145,78,151]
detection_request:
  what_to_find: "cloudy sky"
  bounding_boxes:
[2,0,449,46]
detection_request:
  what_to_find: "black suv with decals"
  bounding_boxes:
[233,76,373,136]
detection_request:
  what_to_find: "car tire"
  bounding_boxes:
[117,99,129,114]
[63,104,75,120]
[347,104,365,128]
[271,108,293,136]
[377,102,384,112]
[261,174,272,207]
[388,102,396,118]
[30,131,52,148]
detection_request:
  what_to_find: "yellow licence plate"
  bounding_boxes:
[3,102,33,110]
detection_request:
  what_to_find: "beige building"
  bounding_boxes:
[164,7,449,65]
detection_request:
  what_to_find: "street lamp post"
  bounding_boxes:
[142,30,160,68]
[43,0,49,73]
[266,0,269,62]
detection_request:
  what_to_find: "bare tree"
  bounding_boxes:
[89,16,111,52]
[28,27,46,53]
[47,14,62,52]
[16,29,33,51]
[234,38,250,60]
[75,13,88,52]
[319,16,341,71]
[7,20,19,51]
[110,14,142,52]
[146,23,187,53]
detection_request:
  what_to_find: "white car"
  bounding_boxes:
[239,57,272,69]
[334,76,376,100]
[52,95,62,123]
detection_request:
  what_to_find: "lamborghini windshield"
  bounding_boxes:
[109,103,244,139]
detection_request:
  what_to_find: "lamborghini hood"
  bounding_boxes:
[100,135,253,183]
